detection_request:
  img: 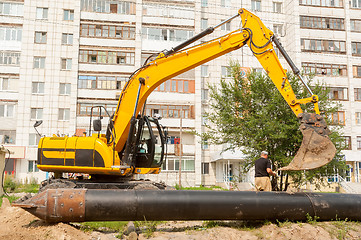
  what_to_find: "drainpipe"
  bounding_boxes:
[0,146,8,196]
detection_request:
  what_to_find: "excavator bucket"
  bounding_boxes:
[279,113,336,171]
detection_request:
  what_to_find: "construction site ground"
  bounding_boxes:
[1,197,361,240]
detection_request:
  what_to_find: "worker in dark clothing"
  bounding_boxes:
[254,151,276,191]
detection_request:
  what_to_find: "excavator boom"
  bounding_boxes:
[36,8,335,177]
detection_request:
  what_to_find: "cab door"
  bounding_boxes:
[135,116,164,168]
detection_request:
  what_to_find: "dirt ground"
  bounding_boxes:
[1,197,361,240]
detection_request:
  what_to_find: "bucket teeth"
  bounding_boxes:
[280,113,336,171]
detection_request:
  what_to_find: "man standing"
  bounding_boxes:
[255,151,276,191]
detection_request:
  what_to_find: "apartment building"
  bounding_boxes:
[1,0,360,188]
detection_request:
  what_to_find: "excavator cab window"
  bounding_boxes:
[135,116,165,168]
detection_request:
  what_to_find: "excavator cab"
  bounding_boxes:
[134,116,165,168]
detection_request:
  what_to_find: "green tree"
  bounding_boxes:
[203,61,346,189]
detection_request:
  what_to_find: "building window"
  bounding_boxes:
[0,104,14,118]
[329,111,345,125]
[0,77,8,90]
[357,136,361,150]
[355,88,361,101]
[144,105,194,119]
[302,62,347,76]
[328,87,348,100]
[0,130,16,144]
[351,0,361,8]
[221,21,231,31]
[221,0,231,7]
[78,75,127,90]
[36,7,48,19]
[34,31,47,43]
[32,82,44,94]
[155,79,195,93]
[301,39,346,54]
[299,0,343,7]
[0,130,15,144]
[273,2,282,13]
[221,66,231,78]
[31,108,43,120]
[0,51,20,66]
[81,24,136,39]
[33,57,45,68]
[201,65,209,77]
[273,24,283,36]
[201,18,208,30]
[201,114,208,125]
[143,3,194,19]
[356,112,361,125]
[28,160,39,172]
[0,76,17,91]
[0,26,22,41]
[63,9,74,21]
[300,16,345,31]
[351,19,361,32]
[59,83,71,95]
[341,136,351,150]
[352,42,361,56]
[61,33,73,45]
[77,103,117,117]
[162,158,195,171]
[142,28,193,42]
[61,58,72,70]
[81,0,136,15]
[251,0,261,11]
[201,89,209,101]
[58,108,70,120]
[202,139,209,150]
[202,162,209,174]
[79,50,135,65]
[353,66,361,78]
[201,0,208,7]
[0,2,24,16]
[29,133,40,146]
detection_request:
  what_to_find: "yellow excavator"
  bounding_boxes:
[36,8,336,187]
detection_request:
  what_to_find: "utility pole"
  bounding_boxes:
[178,114,182,189]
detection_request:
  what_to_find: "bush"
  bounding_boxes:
[4,175,16,192]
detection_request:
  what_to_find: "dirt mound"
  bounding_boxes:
[0,198,91,240]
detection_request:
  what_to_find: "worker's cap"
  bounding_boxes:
[261,151,268,155]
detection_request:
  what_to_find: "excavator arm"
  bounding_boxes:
[111,8,336,170]
[37,8,335,176]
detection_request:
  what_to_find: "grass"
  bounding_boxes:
[0,195,20,207]
[134,220,164,238]
[3,175,39,194]
[306,213,320,225]
[79,221,128,232]
[79,221,128,239]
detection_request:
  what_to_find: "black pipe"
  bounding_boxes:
[14,189,361,222]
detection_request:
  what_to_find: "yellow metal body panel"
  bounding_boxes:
[38,135,124,175]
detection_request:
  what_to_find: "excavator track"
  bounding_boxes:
[37,178,169,192]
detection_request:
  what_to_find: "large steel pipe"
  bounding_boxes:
[13,189,361,222]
